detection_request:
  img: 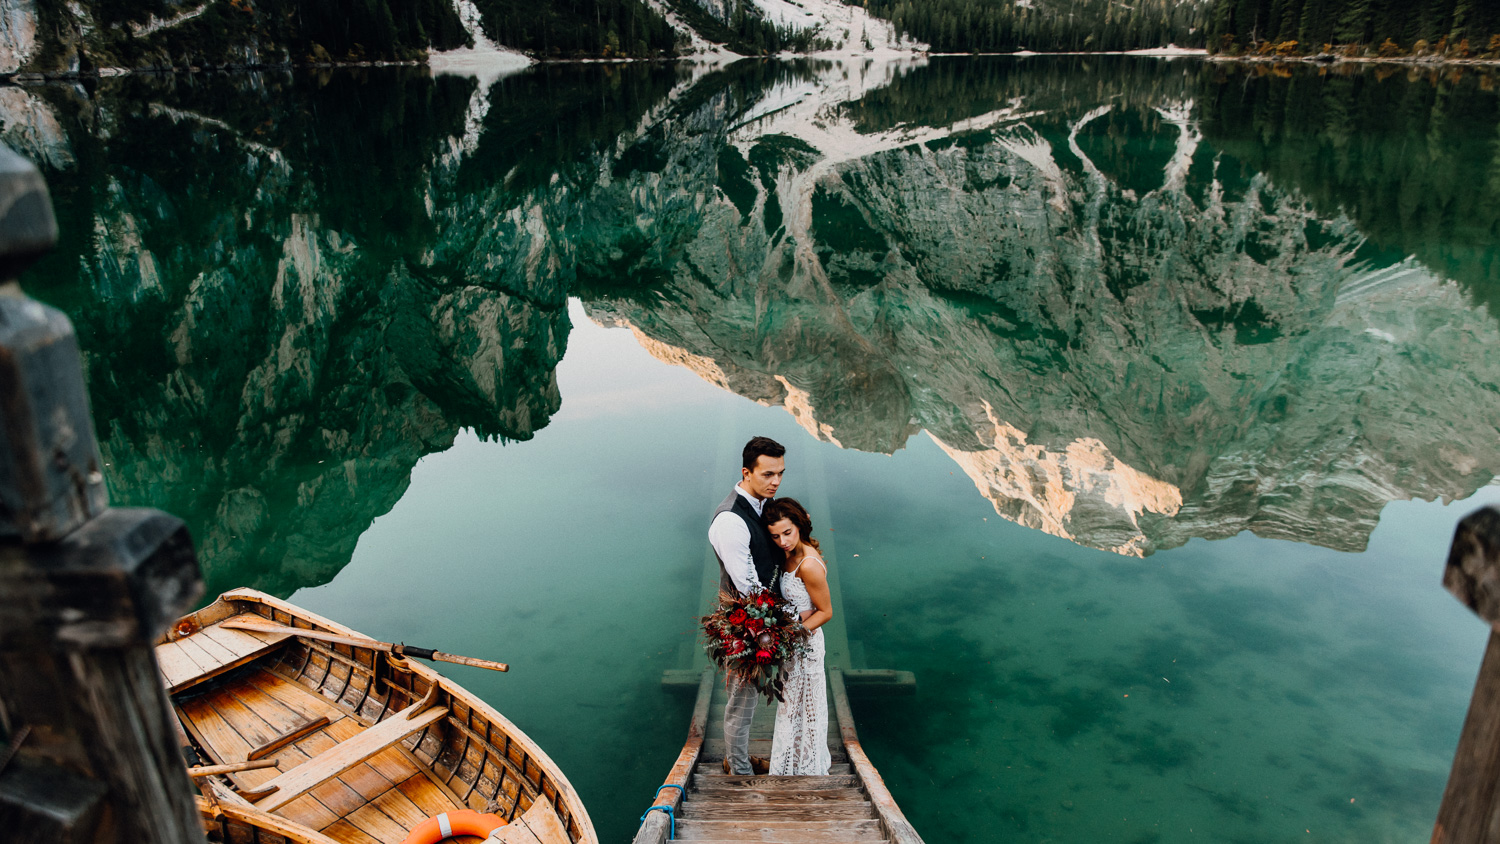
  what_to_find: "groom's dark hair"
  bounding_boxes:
[742,436,785,470]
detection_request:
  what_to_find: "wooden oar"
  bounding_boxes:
[188,759,280,777]
[220,618,509,673]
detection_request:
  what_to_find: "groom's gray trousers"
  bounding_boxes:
[723,674,759,774]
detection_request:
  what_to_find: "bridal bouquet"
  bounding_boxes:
[702,588,810,702]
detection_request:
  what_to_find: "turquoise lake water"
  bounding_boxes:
[13,55,1500,842]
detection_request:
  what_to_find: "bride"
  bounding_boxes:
[761,498,833,776]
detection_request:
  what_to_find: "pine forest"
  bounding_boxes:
[1207,0,1500,57]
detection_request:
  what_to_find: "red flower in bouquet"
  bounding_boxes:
[702,586,812,703]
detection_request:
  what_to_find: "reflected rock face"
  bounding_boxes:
[14,58,1500,577]
[582,59,1500,556]
[22,72,568,597]
[933,407,1183,558]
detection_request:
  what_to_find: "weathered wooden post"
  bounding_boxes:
[0,144,208,843]
[1434,507,1500,843]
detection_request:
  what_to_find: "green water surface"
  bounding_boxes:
[13,56,1500,843]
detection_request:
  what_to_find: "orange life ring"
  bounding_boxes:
[399,809,506,844]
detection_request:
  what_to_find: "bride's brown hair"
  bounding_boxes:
[763,497,820,551]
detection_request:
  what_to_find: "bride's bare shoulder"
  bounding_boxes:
[799,555,828,578]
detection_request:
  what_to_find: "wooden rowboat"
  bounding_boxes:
[156,588,595,844]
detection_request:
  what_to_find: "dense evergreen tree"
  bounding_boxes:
[23,0,677,72]
[853,0,1212,53]
[29,0,471,69]
[475,0,678,58]
[659,0,828,55]
[1208,0,1500,54]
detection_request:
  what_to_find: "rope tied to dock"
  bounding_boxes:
[640,804,675,840]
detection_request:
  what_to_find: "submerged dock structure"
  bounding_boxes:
[634,454,922,844]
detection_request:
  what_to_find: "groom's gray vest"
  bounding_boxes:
[711,489,781,595]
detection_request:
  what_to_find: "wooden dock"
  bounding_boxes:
[634,447,922,844]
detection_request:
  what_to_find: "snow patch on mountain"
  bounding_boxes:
[663,0,925,57]
[639,0,738,58]
[762,0,925,53]
[429,0,533,85]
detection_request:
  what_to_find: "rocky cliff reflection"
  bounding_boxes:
[581,57,1500,557]
[11,57,1500,592]
[14,69,608,596]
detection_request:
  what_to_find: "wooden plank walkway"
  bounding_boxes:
[673,676,879,843]
[635,446,922,844]
[636,666,921,844]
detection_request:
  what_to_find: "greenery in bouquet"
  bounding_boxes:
[702,587,811,702]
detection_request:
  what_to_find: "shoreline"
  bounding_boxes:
[1207,53,1500,68]
[10,47,1498,84]
[0,48,1191,84]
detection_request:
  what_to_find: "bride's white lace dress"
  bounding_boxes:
[769,556,831,776]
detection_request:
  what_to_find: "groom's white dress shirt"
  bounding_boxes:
[708,484,765,595]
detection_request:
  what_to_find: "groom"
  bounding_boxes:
[708,435,786,776]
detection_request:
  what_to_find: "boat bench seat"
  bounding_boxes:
[254,702,449,812]
[156,614,291,693]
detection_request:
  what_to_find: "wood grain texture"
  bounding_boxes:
[232,680,309,732]
[0,524,206,842]
[338,763,396,802]
[678,803,878,820]
[190,629,240,664]
[308,778,367,819]
[254,670,347,722]
[674,819,884,836]
[518,797,573,844]
[254,706,448,812]
[634,665,919,844]
[161,620,291,694]
[365,785,427,830]
[829,668,923,844]
[277,795,340,831]
[489,822,543,844]
[321,820,384,844]
[395,774,454,816]
[194,796,342,844]
[343,803,409,842]
[249,717,331,761]
[1433,630,1500,843]
[157,641,201,689]
[691,775,859,790]
[165,590,593,844]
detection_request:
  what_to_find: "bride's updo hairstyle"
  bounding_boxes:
[763,497,820,551]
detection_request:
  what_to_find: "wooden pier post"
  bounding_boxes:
[0,144,208,843]
[1434,507,1500,843]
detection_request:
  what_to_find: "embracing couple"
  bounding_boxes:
[708,436,833,777]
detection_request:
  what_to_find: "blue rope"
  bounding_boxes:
[655,784,684,798]
[640,805,676,840]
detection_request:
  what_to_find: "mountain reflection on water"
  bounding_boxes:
[11,57,1500,594]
